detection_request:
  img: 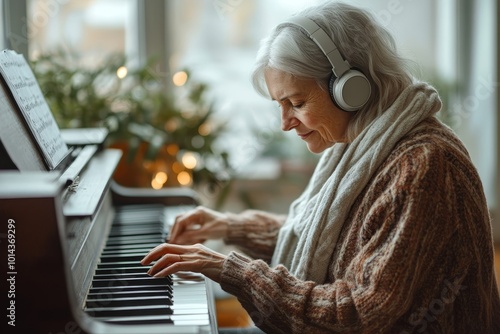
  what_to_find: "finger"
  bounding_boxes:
[147,244,226,283]
[153,251,225,282]
[147,253,181,276]
[146,245,200,276]
[152,260,196,277]
[171,229,206,245]
[140,243,168,265]
[169,217,186,242]
[140,243,185,265]
[169,210,202,242]
[151,251,208,277]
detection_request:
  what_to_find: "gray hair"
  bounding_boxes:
[251,1,416,141]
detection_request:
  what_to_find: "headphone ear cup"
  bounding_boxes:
[328,74,338,107]
[330,70,371,112]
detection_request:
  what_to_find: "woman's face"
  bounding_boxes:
[264,68,353,153]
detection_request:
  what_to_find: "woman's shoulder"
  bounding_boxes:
[390,117,471,166]
[381,116,482,190]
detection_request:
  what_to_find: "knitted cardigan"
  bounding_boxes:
[220,117,500,333]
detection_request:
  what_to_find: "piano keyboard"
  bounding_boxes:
[84,204,212,327]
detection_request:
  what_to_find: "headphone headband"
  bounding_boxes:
[286,16,350,78]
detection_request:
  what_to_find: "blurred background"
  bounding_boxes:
[1,0,498,327]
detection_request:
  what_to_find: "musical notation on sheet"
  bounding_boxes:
[0,50,68,170]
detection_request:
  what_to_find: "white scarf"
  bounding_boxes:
[270,82,442,283]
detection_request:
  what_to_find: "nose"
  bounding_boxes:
[281,108,299,131]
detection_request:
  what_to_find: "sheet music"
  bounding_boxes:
[0,79,46,171]
[0,50,69,170]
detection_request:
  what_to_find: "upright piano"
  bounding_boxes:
[0,49,218,333]
[0,141,218,333]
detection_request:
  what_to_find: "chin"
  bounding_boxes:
[306,144,328,154]
[306,140,336,154]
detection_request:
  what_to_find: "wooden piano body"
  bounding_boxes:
[0,147,218,333]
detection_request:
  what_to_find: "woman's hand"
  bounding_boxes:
[169,206,229,245]
[140,243,226,283]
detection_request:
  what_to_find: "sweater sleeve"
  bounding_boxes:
[223,210,286,262]
[219,137,486,333]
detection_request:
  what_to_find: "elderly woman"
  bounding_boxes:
[141,2,500,333]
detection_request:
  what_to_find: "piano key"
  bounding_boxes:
[112,217,162,224]
[87,295,172,308]
[88,284,171,295]
[86,304,208,319]
[91,277,171,288]
[105,235,163,246]
[110,222,162,228]
[100,313,210,326]
[93,273,154,280]
[101,247,156,256]
[99,253,151,263]
[109,226,162,235]
[97,261,150,268]
[108,231,162,238]
[87,305,174,318]
[95,267,151,275]
[103,243,160,251]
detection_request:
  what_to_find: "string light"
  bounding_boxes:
[172,71,188,86]
[177,171,192,186]
[155,171,168,184]
[151,178,162,189]
[182,152,197,169]
[116,66,128,79]
[151,171,168,189]
[198,122,212,136]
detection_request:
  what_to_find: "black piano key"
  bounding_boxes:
[105,235,163,246]
[103,243,160,252]
[98,261,149,269]
[95,267,150,275]
[93,272,153,280]
[113,213,163,220]
[101,247,155,256]
[86,295,172,309]
[108,228,162,237]
[91,277,171,288]
[86,305,173,318]
[110,223,162,229]
[99,253,150,263]
[106,233,162,241]
[99,313,210,326]
[108,231,161,237]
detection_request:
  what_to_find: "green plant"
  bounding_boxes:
[31,50,231,191]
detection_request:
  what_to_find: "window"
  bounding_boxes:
[27,0,138,66]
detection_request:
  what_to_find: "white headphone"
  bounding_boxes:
[286,16,371,112]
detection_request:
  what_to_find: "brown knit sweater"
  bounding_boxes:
[220,118,500,333]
